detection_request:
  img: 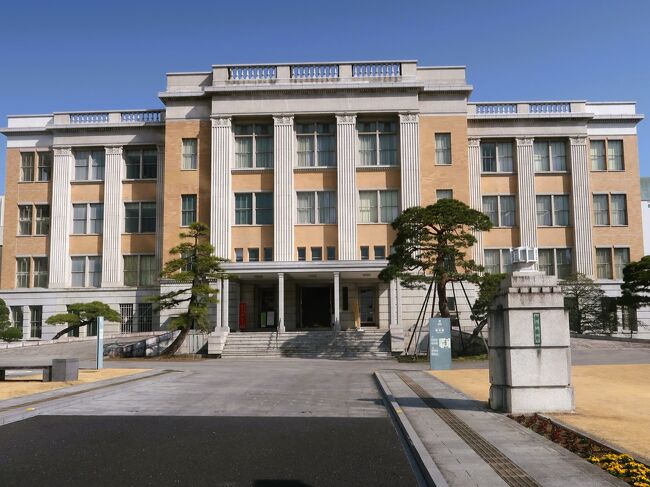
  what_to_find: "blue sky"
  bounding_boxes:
[1,0,649,193]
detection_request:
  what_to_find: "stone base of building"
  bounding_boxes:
[489,385,575,414]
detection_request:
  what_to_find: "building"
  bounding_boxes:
[0,60,646,344]
[641,178,650,256]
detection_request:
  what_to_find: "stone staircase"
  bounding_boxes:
[220,329,392,359]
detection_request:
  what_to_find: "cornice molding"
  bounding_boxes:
[211,116,232,128]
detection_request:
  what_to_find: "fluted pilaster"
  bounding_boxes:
[48,147,72,288]
[336,114,357,260]
[468,138,484,264]
[102,146,123,286]
[211,117,232,259]
[570,137,594,276]
[273,115,295,261]
[155,144,165,265]
[399,113,421,209]
[516,137,538,250]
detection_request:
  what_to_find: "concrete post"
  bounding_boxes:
[333,272,341,331]
[488,271,574,413]
[221,278,229,330]
[278,272,285,332]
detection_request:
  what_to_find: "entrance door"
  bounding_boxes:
[300,287,331,328]
[358,288,376,327]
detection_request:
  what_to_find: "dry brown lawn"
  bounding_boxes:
[0,368,149,401]
[430,364,650,461]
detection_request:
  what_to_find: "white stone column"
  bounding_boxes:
[48,147,73,288]
[516,137,538,250]
[21,305,30,339]
[215,279,223,329]
[211,117,232,259]
[336,114,358,260]
[221,278,230,330]
[273,115,294,262]
[155,144,165,266]
[570,137,594,276]
[333,272,341,331]
[468,138,484,264]
[278,272,285,332]
[389,279,398,327]
[102,146,123,287]
[399,113,421,209]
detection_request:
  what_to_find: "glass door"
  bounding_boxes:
[358,287,376,326]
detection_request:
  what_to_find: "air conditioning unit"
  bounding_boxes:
[511,246,538,264]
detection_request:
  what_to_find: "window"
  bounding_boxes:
[380,191,399,223]
[481,142,513,173]
[357,121,397,166]
[296,123,336,167]
[124,202,156,233]
[123,255,157,286]
[235,193,272,225]
[248,248,260,262]
[11,306,23,328]
[311,247,322,261]
[33,257,48,287]
[482,195,516,227]
[297,191,336,224]
[536,195,569,226]
[137,303,153,332]
[538,249,555,276]
[88,256,102,287]
[34,205,50,235]
[37,151,52,181]
[327,246,336,261]
[235,194,253,225]
[359,190,399,223]
[71,257,86,287]
[593,194,609,226]
[255,193,273,224]
[611,194,628,225]
[360,246,370,260]
[181,195,197,226]
[20,153,35,182]
[263,247,273,262]
[296,192,315,224]
[435,133,451,165]
[71,256,101,287]
[483,249,512,274]
[556,249,573,279]
[74,150,105,180]
[18,205,32,235]
[125,147,157,179]
[534,141,567,172]
[436,189,453,201]
[16,257,30,288]
[181,138,198,170]
[590,140,606,171]
[374,246,386,260]
[234,124,273,168]
[318,192,337,224]
[120,304,134,333]
[234,248,243,262]
[622,305,638,332]
[596,248,613,279]
[120,303,153,332]
[593,193,627,226]
[297,247,306,261]
[359,191,377,223]
[73,203,104,234]
[607,140,624,170]
[29,306,42,339]
[614,248,630,280]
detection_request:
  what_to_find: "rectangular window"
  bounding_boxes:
[181,195,197,226]
[137,303,153,332]
[550,141,566,171]
[317,191,337,224]
[622,305,638,332]
[234,125,273,168]
[18,205,32,235]
[71,256,86,287]
[29,306,42,339]
[182,138,198,170]
[124,203,139,233]
[497,142,514,172]
[235,248,243,262]
[11,306,23,328]
[483,249,500,274]
[74,150,104,180]
[360,246,370,260]
[607,140,624,170]
[380,190,399,223]
[124,202,156,233]
[34,205,50,235]
[436,189,453,201]
[435,133,452,165]
[590,140,606,171]
[327,246,336,261]
[248,248,260,262]
[123,255,138,286]
[120,304,134,333]
[359,191,378,223]
[297,247,306,261]
[297,192,315,224]
[235,194,253,225]
[553,195,570,226]
[535,141,567,172]
[593,195,610,225]
[123,255,157,286]
[74,151,89,180]
[611,194,628,225]
[33,257,48,287]
[37,151,52,181]
[141,203,156,232]
[536,196,552,226]
[255,192,273,224]
[596,248,613,279]
[263,247,273,262]
[500,196,516,227]
[20,152,35,182]
[357,121,397,166]
[125,147,158,179]
[482,196,498,226]
[481,143,496,172]
[89,204,104,234]
[538,249,555,276]
[16,257,30,288]
[480,141,514,173]
[614,248,630,280]
[501,249,512,274]
[556,248,573,279]
[73,204,87,234]
[90,150,105,180]
[88,256,102,287]
[374,246,386,260]
[297,191,337,224]
[311,247,322,261]
[296,123,336,167]
[534,141,550,172]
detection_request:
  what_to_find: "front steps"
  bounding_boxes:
[220,329,392,359]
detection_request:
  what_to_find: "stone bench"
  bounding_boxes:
[0,358,79,382]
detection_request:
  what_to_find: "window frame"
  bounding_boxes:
[181,138,198,170]
[536,194,570,227]
[124,201,156,234]
[482,195,517,228]
[20,152,35,182]
[124,146,158,180]
[233,124,274,169]
[123,254,157,287]
[592,193,627,227]
[181,195,197,227]
[534,140,568,173]
[73,149,105,181]
[357,120,398,167]
[36,151,52,182]
[18,205,33,236]
[16,257,31,288]
[436,189,453,201]
[483,248,512,274]
[70,255,102,288]
[296,122,336,167]
[358,189,399,224]
[234,192,273,226]
[296,190,337,224]
[434,133,452,165]
[480,141,514,173]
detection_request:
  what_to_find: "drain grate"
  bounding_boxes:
[397,371,541,487]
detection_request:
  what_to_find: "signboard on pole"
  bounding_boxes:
[429,317,452,370]
[533,312,542,346]
[96,316,104,370]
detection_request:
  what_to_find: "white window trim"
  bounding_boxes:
[72,148,105,182]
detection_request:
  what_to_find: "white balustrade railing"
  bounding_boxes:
[121,111,163,123]
[352,62,401,77]
[529,102,571,113]
[70,113,109,124]
[291,64,339,79]
[475,103,518,114]
[229,65,277,80]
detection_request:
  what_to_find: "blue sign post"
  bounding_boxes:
[429,317,452,370]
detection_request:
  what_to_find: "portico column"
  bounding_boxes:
[399,113,421,209]
[333,272,341,331]
[516,137,538,250]
[102,146,123,287]
[273,115,295,261]
[336,114,357,260]
[49,147,73,288]
[468,138,484,264]
[211,116,232,259]
[221,278,229,330]
[278,273,285,332]
[570,136,594,276]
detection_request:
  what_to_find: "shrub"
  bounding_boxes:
[0,327,23,342]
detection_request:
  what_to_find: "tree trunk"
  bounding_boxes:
[52,324,83,340]
[161,326,189,357]
[437,276,450,318]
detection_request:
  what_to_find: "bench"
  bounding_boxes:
[0,358,79,382]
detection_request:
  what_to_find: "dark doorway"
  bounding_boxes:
[300,287,331,328]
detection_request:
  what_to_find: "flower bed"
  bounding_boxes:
[510,414,650,487]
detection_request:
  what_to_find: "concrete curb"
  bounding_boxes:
[374,371,449,487]
[571,334,650,346]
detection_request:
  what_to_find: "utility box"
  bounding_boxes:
[429,317,452,370]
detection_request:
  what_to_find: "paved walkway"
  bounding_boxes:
[377,369,625,486]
